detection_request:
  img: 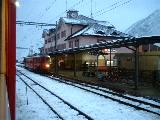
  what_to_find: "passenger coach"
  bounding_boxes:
[24,55,51,72]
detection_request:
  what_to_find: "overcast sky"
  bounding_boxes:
[16,0,160,50]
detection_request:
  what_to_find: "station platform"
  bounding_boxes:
[57,71,160,100]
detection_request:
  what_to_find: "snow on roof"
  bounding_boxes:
[62,17,88,25]
[67,9,78,12]
[97,21,114,27]
[62,14,129,39]
[63,14,114,27]
[72,23,129,38]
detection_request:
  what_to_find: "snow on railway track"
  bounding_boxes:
[17,71,93,120]
[46,75,160,116]
[16,67,160,120]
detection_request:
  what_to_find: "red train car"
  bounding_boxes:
[24,55,51,72]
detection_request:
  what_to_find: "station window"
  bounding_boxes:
[50,47,54,52]
[75,39,79,47]
[45,48,48,53]
[52,36,55,41]
[61,30,66,38]
[57,33,60,40]
[69,41,73,48]
[45,40,47,44]
[48,48,50,52]
[48,38,51,43]
[57,43,66,50]
[97,39,106,43]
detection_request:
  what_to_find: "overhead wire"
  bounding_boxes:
[17,0,57,50]
[48,0,85,23]
[37,0,57,22]
[93,0,124,15]
[94,0,134,17]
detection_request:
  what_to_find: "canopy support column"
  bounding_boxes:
[96,54,99,77]
[55,55,58,76]
[134,46,139,90]
[74,53,76,77]
[109,48,112,80]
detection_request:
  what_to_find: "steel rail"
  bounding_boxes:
[16,67,160,116]
[54,75,160,109]
[16,74,64,120]
[17,70,94,120]
[45,75,160,116]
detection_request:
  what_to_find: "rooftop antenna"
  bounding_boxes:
[90,0,93,18]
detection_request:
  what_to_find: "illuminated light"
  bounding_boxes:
[15,1,20,7]
[45,64,50,68]
[104,49,108,52]
[65,54,68,57]
[86,62,89,65]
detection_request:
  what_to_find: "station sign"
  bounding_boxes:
[102,49,117,53]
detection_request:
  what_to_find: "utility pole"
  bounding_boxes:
[55,21,58,75]
[90,0,93,18]
[66,0,68,11]
[109,48,112,80]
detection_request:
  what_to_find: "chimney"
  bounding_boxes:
[67,9,78,18]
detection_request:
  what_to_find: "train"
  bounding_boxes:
[24,55,52,72]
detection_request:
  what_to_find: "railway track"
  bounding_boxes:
[45,75,160,116]
[16,67,160,116]
[52,75,160,107]
[16,70,94,120]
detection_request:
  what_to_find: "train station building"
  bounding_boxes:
[39,10,160,96]
[40,10,131,70]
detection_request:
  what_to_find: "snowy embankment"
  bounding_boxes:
[16,67,160,120]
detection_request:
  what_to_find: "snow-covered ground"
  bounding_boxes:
[16,67,160,120]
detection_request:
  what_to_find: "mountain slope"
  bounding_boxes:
[125,9,160,37]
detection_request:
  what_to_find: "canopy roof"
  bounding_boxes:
[48,36,160,55]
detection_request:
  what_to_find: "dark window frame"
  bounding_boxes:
[69,41,73,48]
[45,40,47,44]
[61,30,66,38]
[57,33,60,40]
[75,39,79,47]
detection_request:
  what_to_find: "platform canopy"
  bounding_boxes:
[49,36,160,55]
